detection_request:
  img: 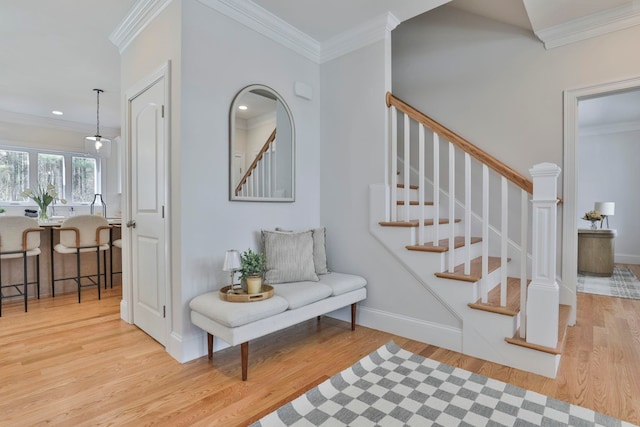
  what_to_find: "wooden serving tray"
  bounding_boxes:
[219,284,274,302]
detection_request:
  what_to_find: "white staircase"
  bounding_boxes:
[368,93,570,378]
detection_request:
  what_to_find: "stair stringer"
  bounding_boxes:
[370,184,561,378]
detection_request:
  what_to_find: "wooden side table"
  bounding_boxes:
[577,229,617,276]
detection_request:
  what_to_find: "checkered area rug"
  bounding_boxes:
[578,267,640,300]
[251,341,636,427]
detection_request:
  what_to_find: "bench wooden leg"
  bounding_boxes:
[241,342,249,381]
[351,303,357,331]
[207,333,213,359]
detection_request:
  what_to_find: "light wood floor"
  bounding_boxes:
[1,269,639,426]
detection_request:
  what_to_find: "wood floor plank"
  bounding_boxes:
[1,275,639,426]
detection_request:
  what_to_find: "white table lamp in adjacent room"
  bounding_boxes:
[223,249,242,293]
[594,201,615,229]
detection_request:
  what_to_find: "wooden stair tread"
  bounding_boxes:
[396,184,418,189]
[435,256,503,282]
[407,236,482,253]
[396,200,434,206]
[379,218,461,227]
[467,277,527,316]
[504,304,571,355]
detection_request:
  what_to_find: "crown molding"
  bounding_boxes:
[536,2,640,49]
[580,120,640,137]
[197,0,321,63]
[114,0,405,64]
[0,109,120,137]
[320,12,400,64]
[109,0,173,53]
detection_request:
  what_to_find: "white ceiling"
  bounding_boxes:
[0,0,136,131]
[1,0,638,134]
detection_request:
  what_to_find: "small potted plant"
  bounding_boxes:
[582,210,603,230]
[0,207,5,216]
[240,249,266,294]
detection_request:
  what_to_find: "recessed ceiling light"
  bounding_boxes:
[52,110,63,116]
[238,105,248,110]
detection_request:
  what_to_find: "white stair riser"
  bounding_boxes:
[396,204,436,219]
[452,241,483,266]
[395,188,419,201]
[472,266,503,301]
[420,222,463,242]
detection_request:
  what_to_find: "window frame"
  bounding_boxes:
[0,144,103,206]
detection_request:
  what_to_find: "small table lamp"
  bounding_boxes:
[594,201,615,229]
[223,249,242,293]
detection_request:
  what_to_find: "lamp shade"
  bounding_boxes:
[85,136,112,157]
[223,249,241,271]
[594,201,615,216]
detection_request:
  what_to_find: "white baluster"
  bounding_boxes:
[403,113,410,222]
[501,177,508,307]
[433,133,440,246]
[464,153,471,276]
[448,142,455,273]
[270,147,275,197]
[520,189,528,339]
[418,124,425,246]
[390,106,398,222]
[482,165,489,303]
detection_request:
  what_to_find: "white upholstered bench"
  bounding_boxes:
[190,272,367,380]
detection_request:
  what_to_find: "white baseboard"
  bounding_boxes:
[167,330,207,363]
[326,305,462,353]
[182,305,463,363]
[615,253,640,265]
[119,299,131,323]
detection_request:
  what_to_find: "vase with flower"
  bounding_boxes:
[582,210,603,230]
[22,184,67,221]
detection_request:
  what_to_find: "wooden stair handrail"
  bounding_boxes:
[386,92,533,195]
[235,128,277,196]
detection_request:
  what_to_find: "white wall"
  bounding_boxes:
[182,0,321,360]
[320,38,461,338]
[578,128,640,264]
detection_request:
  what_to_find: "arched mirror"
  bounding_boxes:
[229,84,295,202]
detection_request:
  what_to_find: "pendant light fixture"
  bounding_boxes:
[85,88,111,157]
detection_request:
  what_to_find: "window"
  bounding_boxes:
[0,146,101,204]
[72,157,97,203]
[0,150,29,202]
[38,153,64,198]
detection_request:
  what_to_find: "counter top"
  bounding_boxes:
[578,228,616,237]
[38,217,122,227]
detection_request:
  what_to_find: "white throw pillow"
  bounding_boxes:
[262,230,319,284]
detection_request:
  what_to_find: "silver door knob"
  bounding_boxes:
[126,220,137,228]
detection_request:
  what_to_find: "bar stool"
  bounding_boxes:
[0,216,43,316]
[51,215,111,303]
[110,238,122,288]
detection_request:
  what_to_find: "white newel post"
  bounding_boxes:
[526,162,561,348]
